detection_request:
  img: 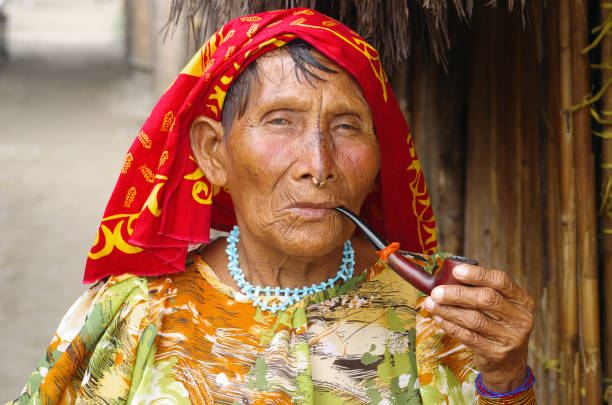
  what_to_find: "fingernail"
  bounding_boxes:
[454,266,468,278]
[433,315,443,325]
[424,297,435,311]
[431,288,444,300]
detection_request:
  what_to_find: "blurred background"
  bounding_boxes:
[0,0,198,397]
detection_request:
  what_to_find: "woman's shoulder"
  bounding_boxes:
[10,259,219,404]
[54,273,152,345]
[9,273,156,403]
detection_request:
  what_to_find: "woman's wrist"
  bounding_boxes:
[480,366,529,393]
[476,366,535,401]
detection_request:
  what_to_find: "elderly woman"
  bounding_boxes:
[10,8,535,404]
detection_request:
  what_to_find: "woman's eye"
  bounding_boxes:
[332,115,363,133]
[334,122,360,133]
[269,118,290,126]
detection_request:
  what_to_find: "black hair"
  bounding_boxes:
[220,39,338,135]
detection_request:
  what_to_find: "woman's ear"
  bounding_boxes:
[189,115,228,186]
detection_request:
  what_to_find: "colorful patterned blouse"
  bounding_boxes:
[10,252,480,404]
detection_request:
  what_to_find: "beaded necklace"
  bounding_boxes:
[226,226,355,313]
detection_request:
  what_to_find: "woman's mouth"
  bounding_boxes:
[285,203,339,219]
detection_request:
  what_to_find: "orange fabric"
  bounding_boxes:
[83,8,437,283]
[149,263,297,403]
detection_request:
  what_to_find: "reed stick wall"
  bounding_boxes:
[396,1,607,403]
[601,4,612,402]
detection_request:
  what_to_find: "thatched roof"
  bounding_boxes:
[166,0,525,68]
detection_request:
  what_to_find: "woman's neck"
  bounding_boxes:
[201,232,378,291]
[237,231,344,289]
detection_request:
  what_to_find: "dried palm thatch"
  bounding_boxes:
[165,0,525,69]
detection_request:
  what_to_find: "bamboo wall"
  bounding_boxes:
[397,1,607,403]
[601,3,612,402]
[464,5,552,400]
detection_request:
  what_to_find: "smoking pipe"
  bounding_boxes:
[334,206,477,295]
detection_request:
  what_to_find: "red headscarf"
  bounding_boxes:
[84,8,436,283]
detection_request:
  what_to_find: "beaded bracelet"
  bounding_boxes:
[477,388,535,405]
[476,367,535,404]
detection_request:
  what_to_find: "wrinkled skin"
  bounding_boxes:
[190,48,535,394]
[424,266,535,392]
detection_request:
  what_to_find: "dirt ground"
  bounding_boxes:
[0,0,155,398]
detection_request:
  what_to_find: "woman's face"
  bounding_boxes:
[223,50,380,257]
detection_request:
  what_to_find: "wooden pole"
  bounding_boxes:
[543,2,562,402]
[521,3,546,400]
[600,2,612,399]
[545,104,562,405]
[559,0,580,403]
[464,5,494,265]
[570,0,603,403]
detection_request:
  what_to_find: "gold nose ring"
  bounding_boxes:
[312,177,327,188]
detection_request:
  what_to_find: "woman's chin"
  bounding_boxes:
[275,222,351,257]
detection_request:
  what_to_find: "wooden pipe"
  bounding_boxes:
[334,206,477,295]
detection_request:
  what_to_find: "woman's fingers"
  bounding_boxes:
[429,314,500,356]
[424,300,500,340]
[428,284,529,324]
[424,265,535,347]
[436,265,535,312]
[452,265,533,310]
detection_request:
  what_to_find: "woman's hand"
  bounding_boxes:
[423,264,535,393]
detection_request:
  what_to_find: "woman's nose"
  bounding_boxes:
[297,129,336,185]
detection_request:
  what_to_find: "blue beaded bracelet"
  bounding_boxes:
[475,366,535,398]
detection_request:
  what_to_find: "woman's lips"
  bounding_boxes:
[285,203,340,218]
